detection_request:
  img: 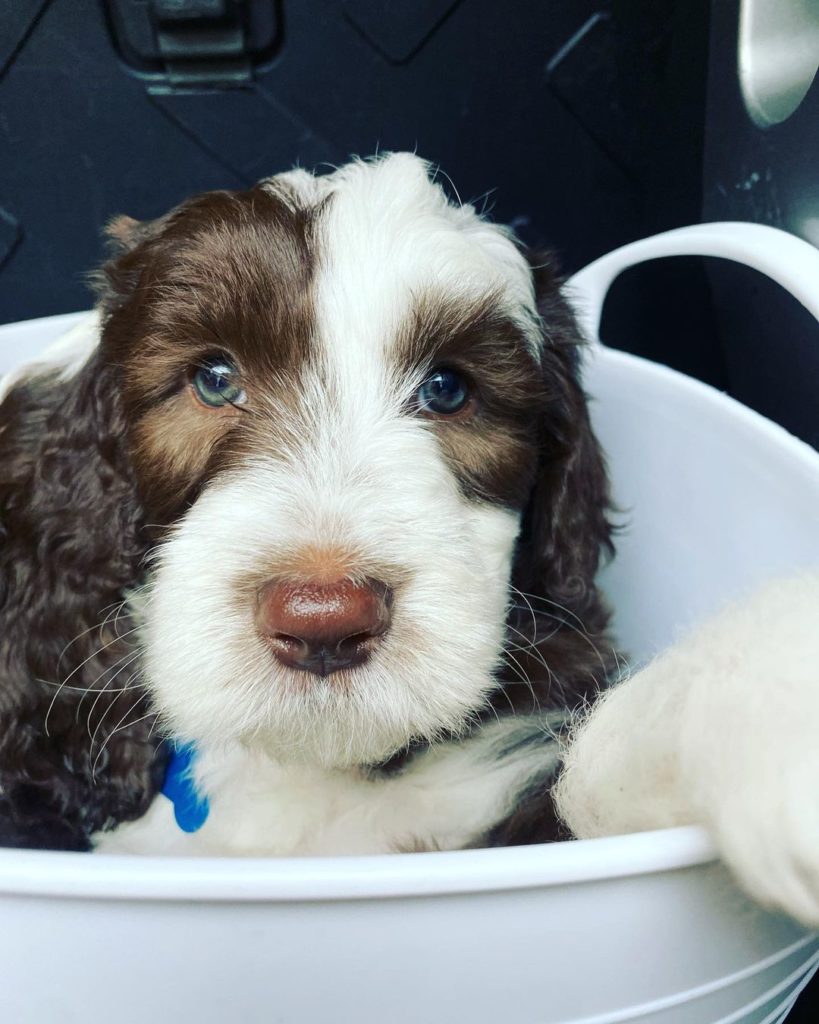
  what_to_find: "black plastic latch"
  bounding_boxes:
[105,0,278,88]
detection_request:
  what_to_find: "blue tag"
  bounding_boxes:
[161,742,210,833]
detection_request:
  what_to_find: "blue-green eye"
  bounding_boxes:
[191,355,245,408]
[416,368,470,416]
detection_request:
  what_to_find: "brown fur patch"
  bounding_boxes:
[396,292,544,508]
[496,252,617,717]
[94,184,324,522]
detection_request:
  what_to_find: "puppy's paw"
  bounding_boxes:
[700,741,819,927]
[677,573,819,927]
[556,572,819,928]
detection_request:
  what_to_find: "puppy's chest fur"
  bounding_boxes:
[94,717,564,856]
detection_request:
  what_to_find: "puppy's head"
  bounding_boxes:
[90,154,612,768]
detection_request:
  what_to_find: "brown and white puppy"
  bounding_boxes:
[0,154,615,855]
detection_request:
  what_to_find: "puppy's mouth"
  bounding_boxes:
[254,577,394,679]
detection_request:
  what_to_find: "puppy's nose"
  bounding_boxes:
[255,578,393,677]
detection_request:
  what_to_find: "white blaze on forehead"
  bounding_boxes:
[312,153,541,368]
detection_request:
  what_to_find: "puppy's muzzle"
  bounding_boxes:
[255,578,393,677]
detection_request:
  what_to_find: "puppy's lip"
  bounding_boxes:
[261,637,373,696]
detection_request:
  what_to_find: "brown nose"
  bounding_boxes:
[255,578,393,677]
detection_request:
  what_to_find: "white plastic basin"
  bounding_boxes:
[0,221,817,1024]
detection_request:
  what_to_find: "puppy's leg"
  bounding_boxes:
[553,572,819,926]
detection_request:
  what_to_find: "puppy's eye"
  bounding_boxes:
[416,368,470,416]
[190,355,246,408]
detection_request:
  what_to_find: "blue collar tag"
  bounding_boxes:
[161,742,210,833]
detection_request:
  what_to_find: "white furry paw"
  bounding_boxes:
[555,572,819,927]
[704,742,819,926]
[676,573,819,926]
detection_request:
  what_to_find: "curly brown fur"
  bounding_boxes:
[478,254,617,846]
[0,359,166,850]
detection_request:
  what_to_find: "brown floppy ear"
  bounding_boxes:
[486,254,619,849]
[0,337,166,849]
[90,212,170,314]
[505,252,617,710]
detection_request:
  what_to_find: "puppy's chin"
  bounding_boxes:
[144,637,501,771]
[235,671,477,771]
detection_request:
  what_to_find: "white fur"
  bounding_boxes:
[96,714,564,856]
[314,155,541,356]
[141,458,518,768]
[553,571,819,927]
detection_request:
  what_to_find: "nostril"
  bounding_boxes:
[340,630,377,647]
[268,633,307,656]
[335,630,381,659]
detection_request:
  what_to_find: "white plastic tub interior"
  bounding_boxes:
[0,222,817,1024]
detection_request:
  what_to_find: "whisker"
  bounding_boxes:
[88,662,142,747]
[56,601,125,671]
[514,588,598,637]
[110,599,133,644]
[499,649,539,712]
[92,702,154,780]
[36,677,139,696]
[74,645,144,726]
[42,626,141,730]
[505,624,558,673]
[509,585,538,642]
[501,649,557,700]
[509,589,614,683]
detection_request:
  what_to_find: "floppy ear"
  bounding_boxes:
[504,253,617,710]
[0,337,166,849]
[90,212,169,314]
[485,254,618,847]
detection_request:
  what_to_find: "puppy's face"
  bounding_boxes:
[97,154,591,768]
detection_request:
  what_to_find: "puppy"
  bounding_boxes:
[0,154,616,855]
[3,155,818,933]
